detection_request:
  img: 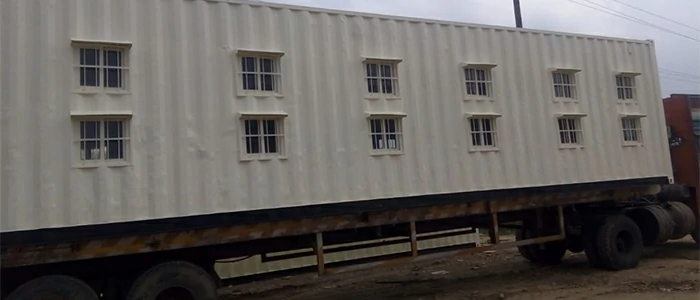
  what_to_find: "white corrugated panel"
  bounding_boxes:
[215,229,480,279]
[0,0,673,232]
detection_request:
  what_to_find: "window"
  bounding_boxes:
[73,117,130,165]
[693,119,700,135]
[368,117,403,153]
[552,72,577,99]
[621,117,643,144]
[241,118,285,158]
[468,117,498,149]
[239,55,281,93]
[464,67,493,98]
[616,75,636,100]
[365,61,399,96]
[74,45,128,90]
[557,117,583,146]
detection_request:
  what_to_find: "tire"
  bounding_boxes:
[666,202,696,240]
[595,215,644,271]
[5,275,98,300]
[626,205,673,245]
[517,224,566,265]
[582,217,604,268]
[125,261,218,300]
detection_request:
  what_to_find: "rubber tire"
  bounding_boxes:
[125,261,218,300]
[5,275,98,300]
[595,215,644,271]
[666,202,696,240]
[627,205,673,246]
[517,226,567,265]
[582,217,604,269]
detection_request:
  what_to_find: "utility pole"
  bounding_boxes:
[513,0,523,28]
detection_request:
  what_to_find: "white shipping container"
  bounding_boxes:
[0,0,673,233]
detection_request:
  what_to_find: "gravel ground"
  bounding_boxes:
[220,235,700,300]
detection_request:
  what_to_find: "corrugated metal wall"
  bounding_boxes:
[215,229,480,278]
[1,0,673,232]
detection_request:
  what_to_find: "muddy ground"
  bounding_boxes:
[221,235,699,300]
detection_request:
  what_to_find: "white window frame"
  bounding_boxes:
[363,58,402,99]
[621,116,643,146]
[556,116,584,148]
[71,115,132,168]
[462,63,497,100]
[238,113,288,161]
[615,72,640,101]
[366,114,406,155]
[466,115,500,151]
[550,68,581,101]
[235,49,284,97]
[71,40,131,93]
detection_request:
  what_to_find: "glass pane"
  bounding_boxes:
[261,74,274,91]
[367,78,379,93]
[569,131,577,143]
[484,132,493,146]
[473,133,482,146]
[466,82,476,95]
[386,134,398,149]
[82,140,101,160]
[260,58,274,73]
[81,48,99,66]
[553,73,562,84]
[381,65,392,78]
[242,57,256,72]
[264,136,277,153]
[370,119,382,134]
[245,120,259,135]
[617,88,624,99]
[482,119,492,131]
[466,69,475,81]
[246,137,260,153]
[104,68,121,88]
[616,76,623,86]
[381,79,393,94]
[105,50,121,67]
[243,74,257,90]
[105,121,123,138]
[372,134,384,149]
[625,88,633,99]
[81,67,99,87]
[263,120,276,135]
[366,63,378,77]
[478,82,487,96]
[476,69,485,81]
[470,119,480,132]
[106,140,124,159]
[560,132,567,144]
[81,121,100,139]
[561,74,570,84]
[385,119,396,133]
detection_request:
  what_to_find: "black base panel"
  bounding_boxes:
[0,176,668,247]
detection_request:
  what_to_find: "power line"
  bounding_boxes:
[609,0,700,32]
[659,68,700,80]
[566,0,700,42]
[660,76,700,84]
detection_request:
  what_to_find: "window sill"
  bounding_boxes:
[370,151,404,157]
[464,97,494,102]
[622,143,643,147]
[239,155,287,162]
[364,95,402,101]
[553,98,579,103]
[236,91,284,99]
[74,88,130,95]
[72,161,132,169]
[468,147,499,153]
[558,145,584,150]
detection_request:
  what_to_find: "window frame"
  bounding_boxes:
[71,40,131,94]
[550,68,581,101]
[466,115,500,152]
[363,58,402,99]
[238,113,288,161]
[461,63,497,101]
[556,116,584,148]
[620,116,644,146]
[235,49,285,97]
[71,115,132,168]
[614,72,641,102]
[366,114,406,155]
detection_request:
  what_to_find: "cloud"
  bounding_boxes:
[266,0,699,97]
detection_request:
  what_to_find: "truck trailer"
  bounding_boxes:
[1,0,697,299]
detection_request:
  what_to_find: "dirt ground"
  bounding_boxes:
[220,235,700,300]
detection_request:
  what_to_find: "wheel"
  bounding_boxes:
[626,205,673,245]
[595,215,644,271]
[517,222,566,265]
[582,217,604,268]
[664,202,696,240]
[5,275,98,300]
[125,261,218,300]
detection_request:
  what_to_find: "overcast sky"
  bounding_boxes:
[265,0,700,98]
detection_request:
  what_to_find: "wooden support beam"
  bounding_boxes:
[314,232,325,276]
[410,221,418,257]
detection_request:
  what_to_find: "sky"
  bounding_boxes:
[264,0,700,98]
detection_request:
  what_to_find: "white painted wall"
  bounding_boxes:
[0,0,673,232]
